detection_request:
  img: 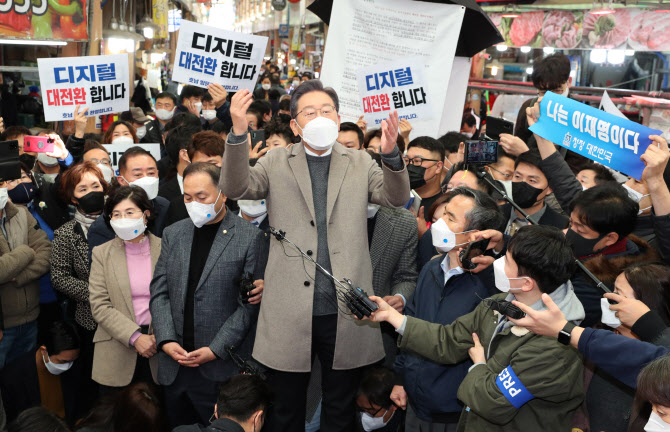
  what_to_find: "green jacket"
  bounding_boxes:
[399,288,584,431]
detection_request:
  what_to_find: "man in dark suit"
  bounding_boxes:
[87,147,169,256]
[158,126,194,203]
[150,163,263,428]
[503,151,568,235]
[368,204,418,367]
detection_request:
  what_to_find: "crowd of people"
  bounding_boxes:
[0,53,669,432]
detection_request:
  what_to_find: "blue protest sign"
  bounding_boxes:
[529,92,662,180]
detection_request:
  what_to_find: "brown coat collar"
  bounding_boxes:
[583,235,660,285]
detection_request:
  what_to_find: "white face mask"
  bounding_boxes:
[155,107,175,121]
[361,410,393,431]
[367,204,380,218]
[600,297,622,328]
[462,132,473,139]
[97,164,114,185]
[37,152,59,167]
[0,188,7,210]
[293,81,300,87]
[123,176,159,200]
[493,256,528,292]
[110,215,147,241]
[582,183,589,191]
[430,218,472,253]
[238,199,267,218]
[136,125,147,139]
[623,184,651,215]
[42,352,73,376]
[561,86,570,98]
[202,110,217,121]
[645,411,670,432]
[42,173,58,183]
[296,116,340,151]
[193,102,202,114]
[111,136,135,145]
[262,83,271,91]
[186,191,224,228]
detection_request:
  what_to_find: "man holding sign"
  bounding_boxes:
[527,96,667,326]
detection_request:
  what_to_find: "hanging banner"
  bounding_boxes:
[529,92,661,180]
[490,8,670,51]
[103,143,161,176]
[152,0,169,40]
[0,0,88,40]
[320,0,464,138]
[38,54,130,122]
[172,20,268,91]
[356,57,433,127]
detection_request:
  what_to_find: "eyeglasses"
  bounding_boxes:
[296,105,337,120]
[357,404,384,417]
[88,158,112,167]
[403,156,440,167]
[110,209,144,220]
[488,165,512,180]
[7,172,32,187]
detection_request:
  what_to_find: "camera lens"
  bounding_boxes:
[37,142,44,149]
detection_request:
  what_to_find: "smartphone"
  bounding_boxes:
[464,140,498,165]
[459,238,491,270]
[485,116,514,141]
[409,190,422,215]
[250,129,266,153]
[0,140,21,182]
[24,136,55,153]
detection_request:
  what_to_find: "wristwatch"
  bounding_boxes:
[558,322,576,346]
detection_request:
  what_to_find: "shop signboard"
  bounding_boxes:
[356,57,433,127]
[0,0,88,40]
[172,20,268,92]
[279,24,289,38]
[490,8,670,51]
[153,0,169,40]
[38,54,130,122]
[530,91,661,180]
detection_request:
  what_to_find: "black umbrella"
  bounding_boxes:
[307,0,503,58]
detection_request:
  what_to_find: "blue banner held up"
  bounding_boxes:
[529,91,662,180]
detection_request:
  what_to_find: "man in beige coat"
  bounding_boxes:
[220,80,409,432]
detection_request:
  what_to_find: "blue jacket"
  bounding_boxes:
[395,255,492,422]
[578,327,669,389]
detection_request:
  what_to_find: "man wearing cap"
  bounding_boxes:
[123,107,157,144]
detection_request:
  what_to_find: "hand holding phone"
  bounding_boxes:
[23,136,55,154]
[459,238,491,270]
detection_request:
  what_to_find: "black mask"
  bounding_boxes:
[407,165,427,190]
[566,229,605,259]
[76,191,105,214]
[511,181,545,209]
[277,113,292,124]
[8,182,35,204]
[19,153,36,169]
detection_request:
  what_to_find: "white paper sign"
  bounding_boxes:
[103,143,161,176]
[173,20,268,92]
[38,54,130,123]
[320,0,464,138]
[599,90,627,119]
[356,57,433,128]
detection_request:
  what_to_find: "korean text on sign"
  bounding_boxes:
[38,54,129,122]
[529,91,661,180]
[173,20,268,92]
[356,57,433,127]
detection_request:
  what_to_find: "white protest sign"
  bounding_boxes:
[320,0,464,138]
[38,54,130,122]
[356,57,433,128]
[599,90,627,119]
[173,20,268,92]
[103,143,161,176]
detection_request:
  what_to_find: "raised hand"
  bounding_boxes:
[207,83,228,109]
[230,89,254,135]
[641,135,670,185]
[379,110,400,154]
[45,134,69,160]
[356,115,367,135]
[74,105,89,138]
[604,292,651,327]
[509,293,567,337]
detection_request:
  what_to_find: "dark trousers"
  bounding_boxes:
[164,366,221,428]
[266,314,362,432]
[99,355,155,396]
[61,324,98,420]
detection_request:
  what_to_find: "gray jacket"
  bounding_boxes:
[149,209,262,385]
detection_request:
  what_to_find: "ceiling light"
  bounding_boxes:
[520,46,531,53]
[590,0,615,15]
[543,47,555,54]
[590,49,607,63]
[526,67,533,74]
[607,49,625,64]
[496,44,508,52]
[625,49,635,56]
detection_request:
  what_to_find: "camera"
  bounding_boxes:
[464,140,498,165]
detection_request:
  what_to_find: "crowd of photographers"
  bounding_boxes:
[0,54,669,432]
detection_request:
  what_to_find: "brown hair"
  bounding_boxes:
[187,130,225,161]
[83,141,110,157]
[59,161,109,204]
[631,354,670,431]
[102,120,139,144]
[112,382,166,432]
